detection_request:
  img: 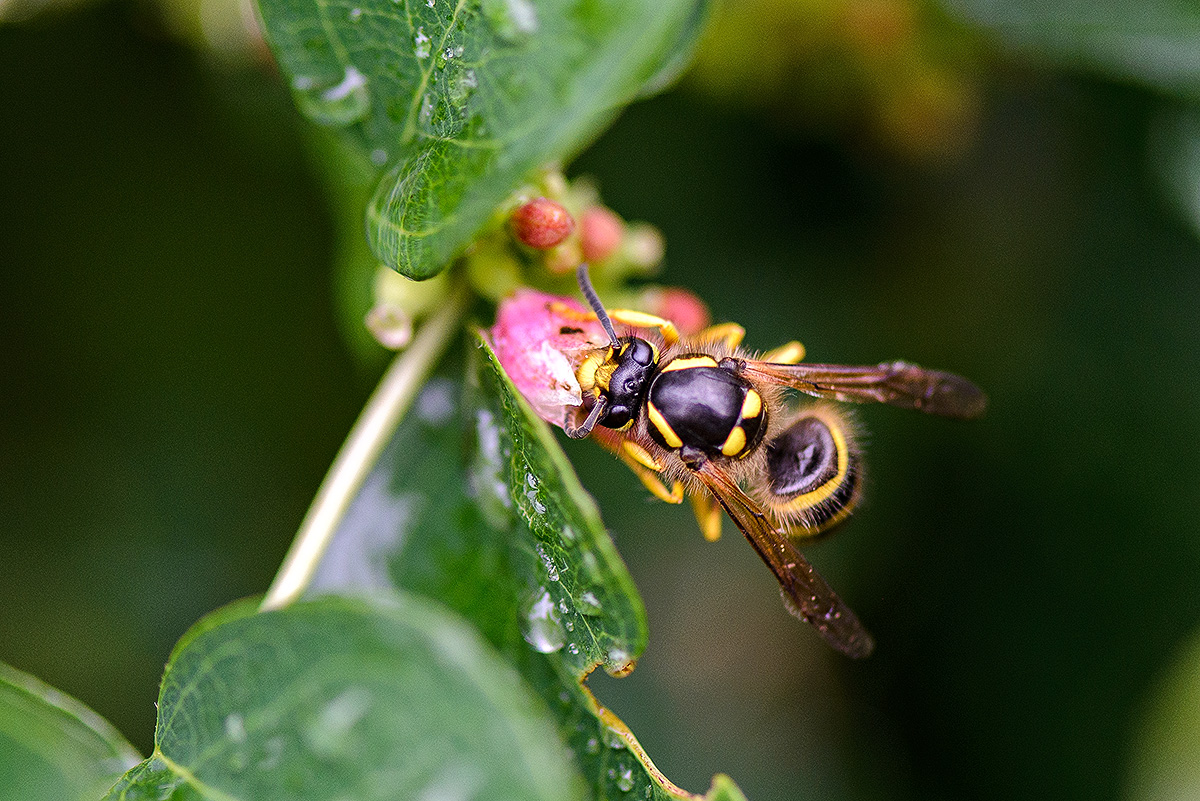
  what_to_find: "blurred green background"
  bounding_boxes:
[3,2,1200,800]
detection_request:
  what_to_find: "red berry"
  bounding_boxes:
[510,197,575,249]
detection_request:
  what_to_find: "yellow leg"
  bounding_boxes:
[690,492,723,542]
[549,302,680,346]
[607,309,679,346]
[695,322,745,350]
[761,340,806,364]
[618,441,684,504]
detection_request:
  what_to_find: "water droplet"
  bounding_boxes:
[426,0,434,5]
[601,725,626,750]
[303,687,372,758]
[442,45,464,61]
[568,642,580,654]
[564,618,574,631]
[413,26,431,59]
[447,68,477,107]
[293,65,371,126]
[616,764,635,792]
[224,713,247,743]
[418,92,434,127]
[348,6,362,21]
[521,587,565,653]
[580,551,600,577]
[560,525,577,542]
[371,148,388,166]
[558,690,570,704]
[604,647,635,677]
[577,591,603,616]
[585,736,600,754]
[535,542,560,580]
[483,0,539,42]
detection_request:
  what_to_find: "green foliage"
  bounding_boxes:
[255,0,706,279]
[0,663,140,801]
[298,336,743,799]
[103,594,583,800]
[941,0,1200,99]
[1127,628,1200,801]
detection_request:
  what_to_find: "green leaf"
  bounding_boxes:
[299,335,745,799]
[941,0,1200,99]
[254,0,707,279]
[1126,626,1200,801]
[104,594,584,801]
[0,662,140,801]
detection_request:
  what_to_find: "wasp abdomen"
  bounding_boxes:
[764,409,861,535]
[647,356,766,459]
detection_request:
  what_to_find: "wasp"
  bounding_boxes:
[555,266,986,658]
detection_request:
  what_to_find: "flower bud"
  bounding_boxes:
[580,206,624,263]
[510,197,575,249]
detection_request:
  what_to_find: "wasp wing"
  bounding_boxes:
[693,460,875,659]
[743,360,987,419]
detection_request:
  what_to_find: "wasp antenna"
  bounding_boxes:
[576,264,620,347]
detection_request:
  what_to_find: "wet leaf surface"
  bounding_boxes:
[255,0,707,279]
[303,336,745,799]
[103,595,583,801]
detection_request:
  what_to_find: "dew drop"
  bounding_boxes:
[418,92,434,127]
[616,764,635,792]
[604,646,635,678]
[585,736,600,754]
[413,26,431,59]
[293,65,371,126]
[303,687,372,759]
[601,725,626,750]
[224,712,247,744]
[483,0,539,42]
[535,542,560,581]
[577,591,603,616]
[568,642,580,654]
[521,587,565,653]
[370,148,388,166]
[348,6,362,21]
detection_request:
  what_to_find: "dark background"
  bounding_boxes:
[3,5,1199,801]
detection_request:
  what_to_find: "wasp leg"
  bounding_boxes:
[690,491,723,542]
[694,322,746,350]
[606,309,679,346]
[548,302,680,346]
[761,340,806,365]
[618,441,684,504]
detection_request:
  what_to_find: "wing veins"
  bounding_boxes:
[694,462,875,659]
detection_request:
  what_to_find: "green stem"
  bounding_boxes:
[261,284,468,611]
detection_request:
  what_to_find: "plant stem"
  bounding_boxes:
[260,284,467,611]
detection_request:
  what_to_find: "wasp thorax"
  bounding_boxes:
[646,355,766,459]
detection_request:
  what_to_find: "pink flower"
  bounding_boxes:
[489,290,609,426]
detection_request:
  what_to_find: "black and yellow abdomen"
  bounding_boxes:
[762,407,861,535]
[646,355,766,459]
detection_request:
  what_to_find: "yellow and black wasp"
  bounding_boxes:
[560,266,987,658]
